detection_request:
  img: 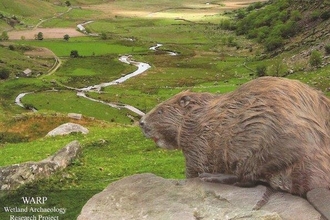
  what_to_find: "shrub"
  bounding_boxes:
[0,132,29,143]
[100,32,107,40]
[321,11,330,20]
[309,50,322,67]
[265,36,284,51]
[256,65,267,77]
[227,36,238,47]
[0,68,10,79]
[36,32,43,40]
[63,34,70,41]
[290,10,302,21]
[1,31,9,41]
[219,19,236,30]
[70,50,79,58]
[236,9,246,19]
[325,45,330,55]
[310,11,321,21]
[277,0,289,10]
[281,20,299,38]
[253,2,264,9]
[234,0,299,52]
[8,45,15,50]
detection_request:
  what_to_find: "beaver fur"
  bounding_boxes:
[139,76,330,197]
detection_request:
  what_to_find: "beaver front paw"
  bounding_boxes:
[199,173,238,184]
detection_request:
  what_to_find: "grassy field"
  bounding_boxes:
[0,125,184,219]
[0,46,53,77]
[1,0,330,219]
[19,39,147,57]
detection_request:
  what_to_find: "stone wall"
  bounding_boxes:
[0,140,81,191]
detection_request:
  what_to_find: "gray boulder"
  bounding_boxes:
[46,122,89,137]
[77,173,321,220]
[0,140,81,190]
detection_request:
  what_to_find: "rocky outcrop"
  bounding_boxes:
[46,123,89,137]
[0,140,81,190]
[78,173,322,220]
[67,113,83,120]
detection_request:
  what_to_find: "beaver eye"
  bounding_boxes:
[157,109,163,115]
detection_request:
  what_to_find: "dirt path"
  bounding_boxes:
[7,7,82,40]
[7,28,85,40]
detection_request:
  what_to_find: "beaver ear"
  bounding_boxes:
[179,95,191,107]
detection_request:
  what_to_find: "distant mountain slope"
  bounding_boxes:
[0,0,65,30]
[225,0,330,78]
[233,0,330,53]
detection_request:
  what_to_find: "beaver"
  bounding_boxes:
[139,77,330,218]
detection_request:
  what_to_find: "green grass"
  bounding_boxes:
[53,56,137,87]
[288,64,330,95]
[38,7,101,28]
[18,39,147,57]
[21,91,134,124]
[0,0,63,17]
[0,46,53,78]
[0,77,54,118]
[40,18,78,28]
[0,126,184,219]
[0,136,80,167]
[0,0,67,28]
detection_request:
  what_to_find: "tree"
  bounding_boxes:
[63,34,70,41]
[309,51,322,67]
[36,32,43,40]
[0,68,10,79]
[70,50,79,58]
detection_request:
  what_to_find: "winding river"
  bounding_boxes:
[15,44,174,117]
[77,55,151,116]
[80,55,151,92]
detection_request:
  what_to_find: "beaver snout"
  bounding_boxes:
[139,118,145,128]
[139,117,151,136]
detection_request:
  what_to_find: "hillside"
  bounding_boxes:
[0,0,67,31]
[215,0,330,93]
[281,0,330,69]
[232,0,330,66]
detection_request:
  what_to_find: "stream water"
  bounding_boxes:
[77,55,151,116]
[15,44,174,117]
[80,55,151,92]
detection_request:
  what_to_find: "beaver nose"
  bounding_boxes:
[139,119,145,127]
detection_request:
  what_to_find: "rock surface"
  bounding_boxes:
[46,122,89,136]
[67,113,83,120]
[77,173,322,220]
[0,140,81,190]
